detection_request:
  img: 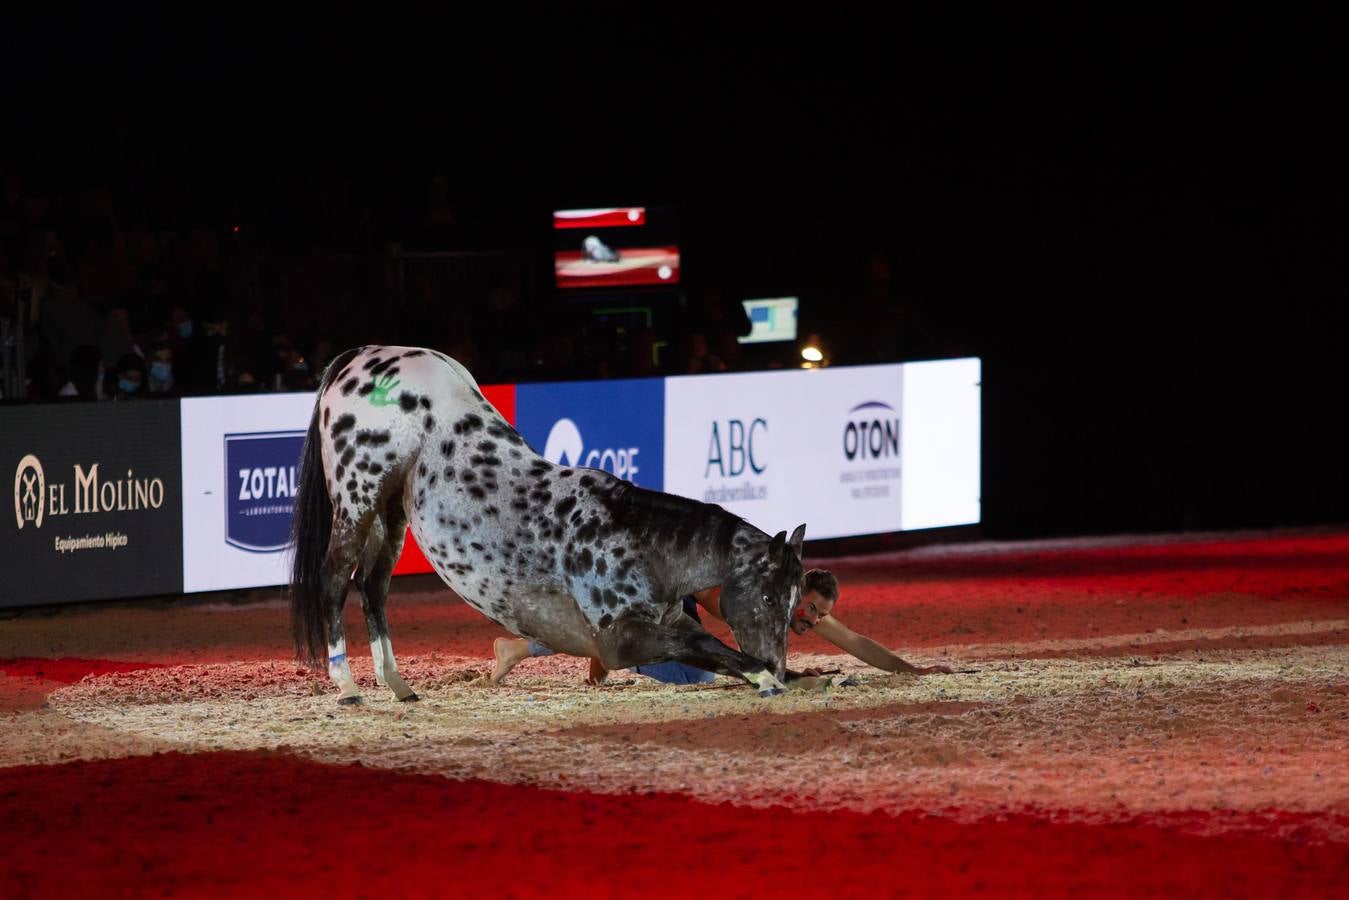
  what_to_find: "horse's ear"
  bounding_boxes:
[788,523,806,556]
[769,530,787,557]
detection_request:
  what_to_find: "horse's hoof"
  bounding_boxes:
[399,692,420,703]
[758,687,786,698]
[337,695,363,706]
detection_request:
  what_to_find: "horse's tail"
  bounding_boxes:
[290,347,361,667]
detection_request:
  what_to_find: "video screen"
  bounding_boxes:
[553,206,680,290]
[738,297,799,343]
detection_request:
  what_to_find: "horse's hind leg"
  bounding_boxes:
[358,492,418,702]
[322,518,367,705]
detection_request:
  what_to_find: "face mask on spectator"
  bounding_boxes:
[177,320,194,339]
[150,361,173,383]
[118,378,140,394]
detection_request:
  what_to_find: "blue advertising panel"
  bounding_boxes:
[514,378,665,490]
[224,430,306,552]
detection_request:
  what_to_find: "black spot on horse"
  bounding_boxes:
[453,413,485,436]
[369,356,398,376]
[462,470,476,483]
[554,496,577,518]
[399,392,418,412]
[511,499,529,511]
[402,349,426,358]
[322,407,330,427]
[468,486,486,499]
[577,547,593,571]
[598,613,613,629]
[470,542,484,551]
[530,489,553,506]
[331,414,356,437]
[341,377,359,395]
[602,589,620,609]
[358,382,375,397]
[363,356,383,371]
[341,447,356,466]
[443,466,455,480]
[418,462,427,477]
[440,440,455,458]
[368,462,383,475]
[424,415,435,432]
[595,556,607,576]
[356,460,369,472]
[578,474,595,488]
[355,430,390,446]
[419,396,431,410]
[612,546,626,557]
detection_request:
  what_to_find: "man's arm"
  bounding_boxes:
[812,616,950,675]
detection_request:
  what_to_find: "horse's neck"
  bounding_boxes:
[668,552,729,599]
[665,520,753,598]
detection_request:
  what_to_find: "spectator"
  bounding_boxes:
[146,341,176,395]
[57,345,105,401]
[110,353,148,400]
[169,303,216,393]
[99,302,139,367]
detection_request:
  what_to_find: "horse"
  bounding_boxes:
[289,346,807,705]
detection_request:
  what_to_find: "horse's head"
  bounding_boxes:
[719,523,807,682]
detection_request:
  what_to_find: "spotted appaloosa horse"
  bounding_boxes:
[290,346,807,705]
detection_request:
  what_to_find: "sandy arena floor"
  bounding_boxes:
[2,529,1347,896]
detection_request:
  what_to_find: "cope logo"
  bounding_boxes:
[225,431,305,552]
[515,379,664,490]
[14,454,45,529]
[543,418,641,483]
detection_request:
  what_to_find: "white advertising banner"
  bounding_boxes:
[663,359,979,540]
[181,393,316,592]
[900,357,981,531]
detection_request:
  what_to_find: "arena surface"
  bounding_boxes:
[2,529,1347,897]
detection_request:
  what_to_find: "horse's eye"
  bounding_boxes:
[763,594,775,606]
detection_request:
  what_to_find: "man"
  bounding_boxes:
[489,569,952,685]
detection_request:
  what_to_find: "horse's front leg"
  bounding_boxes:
[597,615,787,697]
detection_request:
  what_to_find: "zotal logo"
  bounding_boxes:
[225,431,306,553]
[542,418,641,483]
[14,454,45,529]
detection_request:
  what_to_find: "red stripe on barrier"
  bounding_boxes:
[393,383,516,575]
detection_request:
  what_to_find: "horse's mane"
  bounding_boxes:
[599,479,750,555]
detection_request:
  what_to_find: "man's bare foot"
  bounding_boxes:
[490,637,532,685]
[916,665,954,675]
[586,658,609,686]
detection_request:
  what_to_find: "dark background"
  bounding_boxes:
[4,9,1345,539]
